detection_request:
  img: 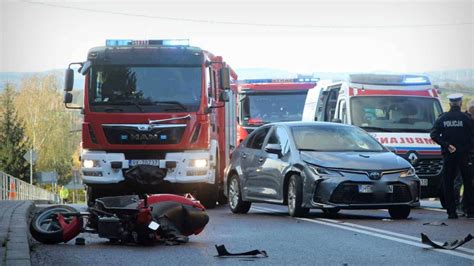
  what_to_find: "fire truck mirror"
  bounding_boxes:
[220,67,231,90]
[64,68,74,91]
[219,91,229,103]
[64,92,73,104]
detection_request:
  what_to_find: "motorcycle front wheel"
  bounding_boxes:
[30,205,81,244]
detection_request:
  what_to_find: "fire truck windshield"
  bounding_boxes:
[241,92,307,126]
[89,65,201,112]
[350,96,443,132]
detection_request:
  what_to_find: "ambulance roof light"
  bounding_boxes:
[106,39,189,47]
[349,74,431,86]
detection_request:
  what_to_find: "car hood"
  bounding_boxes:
[300,151,410,170]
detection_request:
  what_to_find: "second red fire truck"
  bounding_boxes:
[237,77,318,143]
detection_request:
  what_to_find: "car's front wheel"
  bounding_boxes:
[388,206,411,219]
[287,174,309,217]
[228,174,251,214]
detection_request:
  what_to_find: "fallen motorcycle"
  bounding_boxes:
[29,194,209,245]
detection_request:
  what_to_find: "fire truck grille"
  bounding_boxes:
[413,159,443,176]
[328,182,412,204]
[103,126,185,145]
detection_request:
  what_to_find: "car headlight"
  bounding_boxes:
[190,159,208,168]
[82,159,100,168]
[400,167,416,178]
[308,165,342,177]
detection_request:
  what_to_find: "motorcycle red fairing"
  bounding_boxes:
[30,194,209,245]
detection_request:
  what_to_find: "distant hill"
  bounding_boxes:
[0,70,85,91]
[1,68,472,91]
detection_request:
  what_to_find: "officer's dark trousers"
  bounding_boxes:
[442,152,473,215]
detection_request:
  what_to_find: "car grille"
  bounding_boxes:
[103,125,185,145]
[413,159,443,176]
[328,182,412,204]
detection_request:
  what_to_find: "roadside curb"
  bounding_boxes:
[0,201,34,266]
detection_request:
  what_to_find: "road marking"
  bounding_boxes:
[419,207,445,213]
[251,206,474,261]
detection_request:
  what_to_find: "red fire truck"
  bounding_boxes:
[237,78,318,142]
[64,39,237,208]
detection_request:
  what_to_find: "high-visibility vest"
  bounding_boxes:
[8,181,17,200]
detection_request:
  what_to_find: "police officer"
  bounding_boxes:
[430,93,474,219]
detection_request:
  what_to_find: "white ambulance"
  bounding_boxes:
[302,74,443,198]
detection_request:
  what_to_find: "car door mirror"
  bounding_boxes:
[265,143,282,156]
[386,146,397,153]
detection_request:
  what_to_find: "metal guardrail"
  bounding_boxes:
[0,171,60,203]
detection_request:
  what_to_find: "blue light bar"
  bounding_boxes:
[106,39,189,47]
[162,39,189,46]
[106,39,133,46]
[349,74,431,86]
[239,78,319,84]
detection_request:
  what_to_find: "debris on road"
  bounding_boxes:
[421,233,473,250]
[215,245,268,258]
[75,237,85,245]
[422,221,448,226]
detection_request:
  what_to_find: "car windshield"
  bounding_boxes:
[89,65,201,112]
[240,92,307,126]
[291,125,385,152]
[350,96,443,132]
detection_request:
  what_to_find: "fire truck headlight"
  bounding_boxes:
[83,159,100,168]
[190,159,208,168]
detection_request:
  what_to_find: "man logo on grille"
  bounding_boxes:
[368,171,381,180]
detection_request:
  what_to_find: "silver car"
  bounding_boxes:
[224,122,420,218]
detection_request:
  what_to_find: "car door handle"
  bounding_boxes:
[258,157,264,163]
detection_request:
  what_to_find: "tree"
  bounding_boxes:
[0,83,30,180]
[14,74,81,182]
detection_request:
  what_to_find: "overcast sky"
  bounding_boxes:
[0,0,473,74]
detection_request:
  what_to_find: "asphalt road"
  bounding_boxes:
[31,200,474,265]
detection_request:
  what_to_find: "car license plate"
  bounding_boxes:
[420,179,428,186]
[358,184,394,193]
[129,159,160,167]
[358,184,373,193]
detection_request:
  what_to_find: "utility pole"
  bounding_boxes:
[29,150,33,184]
[23,150,37,185]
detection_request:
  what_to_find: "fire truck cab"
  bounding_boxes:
[237,78,318,143]
[64,39,237,208]
[302,74,444,198]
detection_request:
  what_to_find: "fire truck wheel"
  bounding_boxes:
[87,186,105,207]
[199,184,218,209]
[217,189,227,205]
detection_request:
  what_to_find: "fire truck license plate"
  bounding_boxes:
[420,179,428,186]
[129,160,160,167]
